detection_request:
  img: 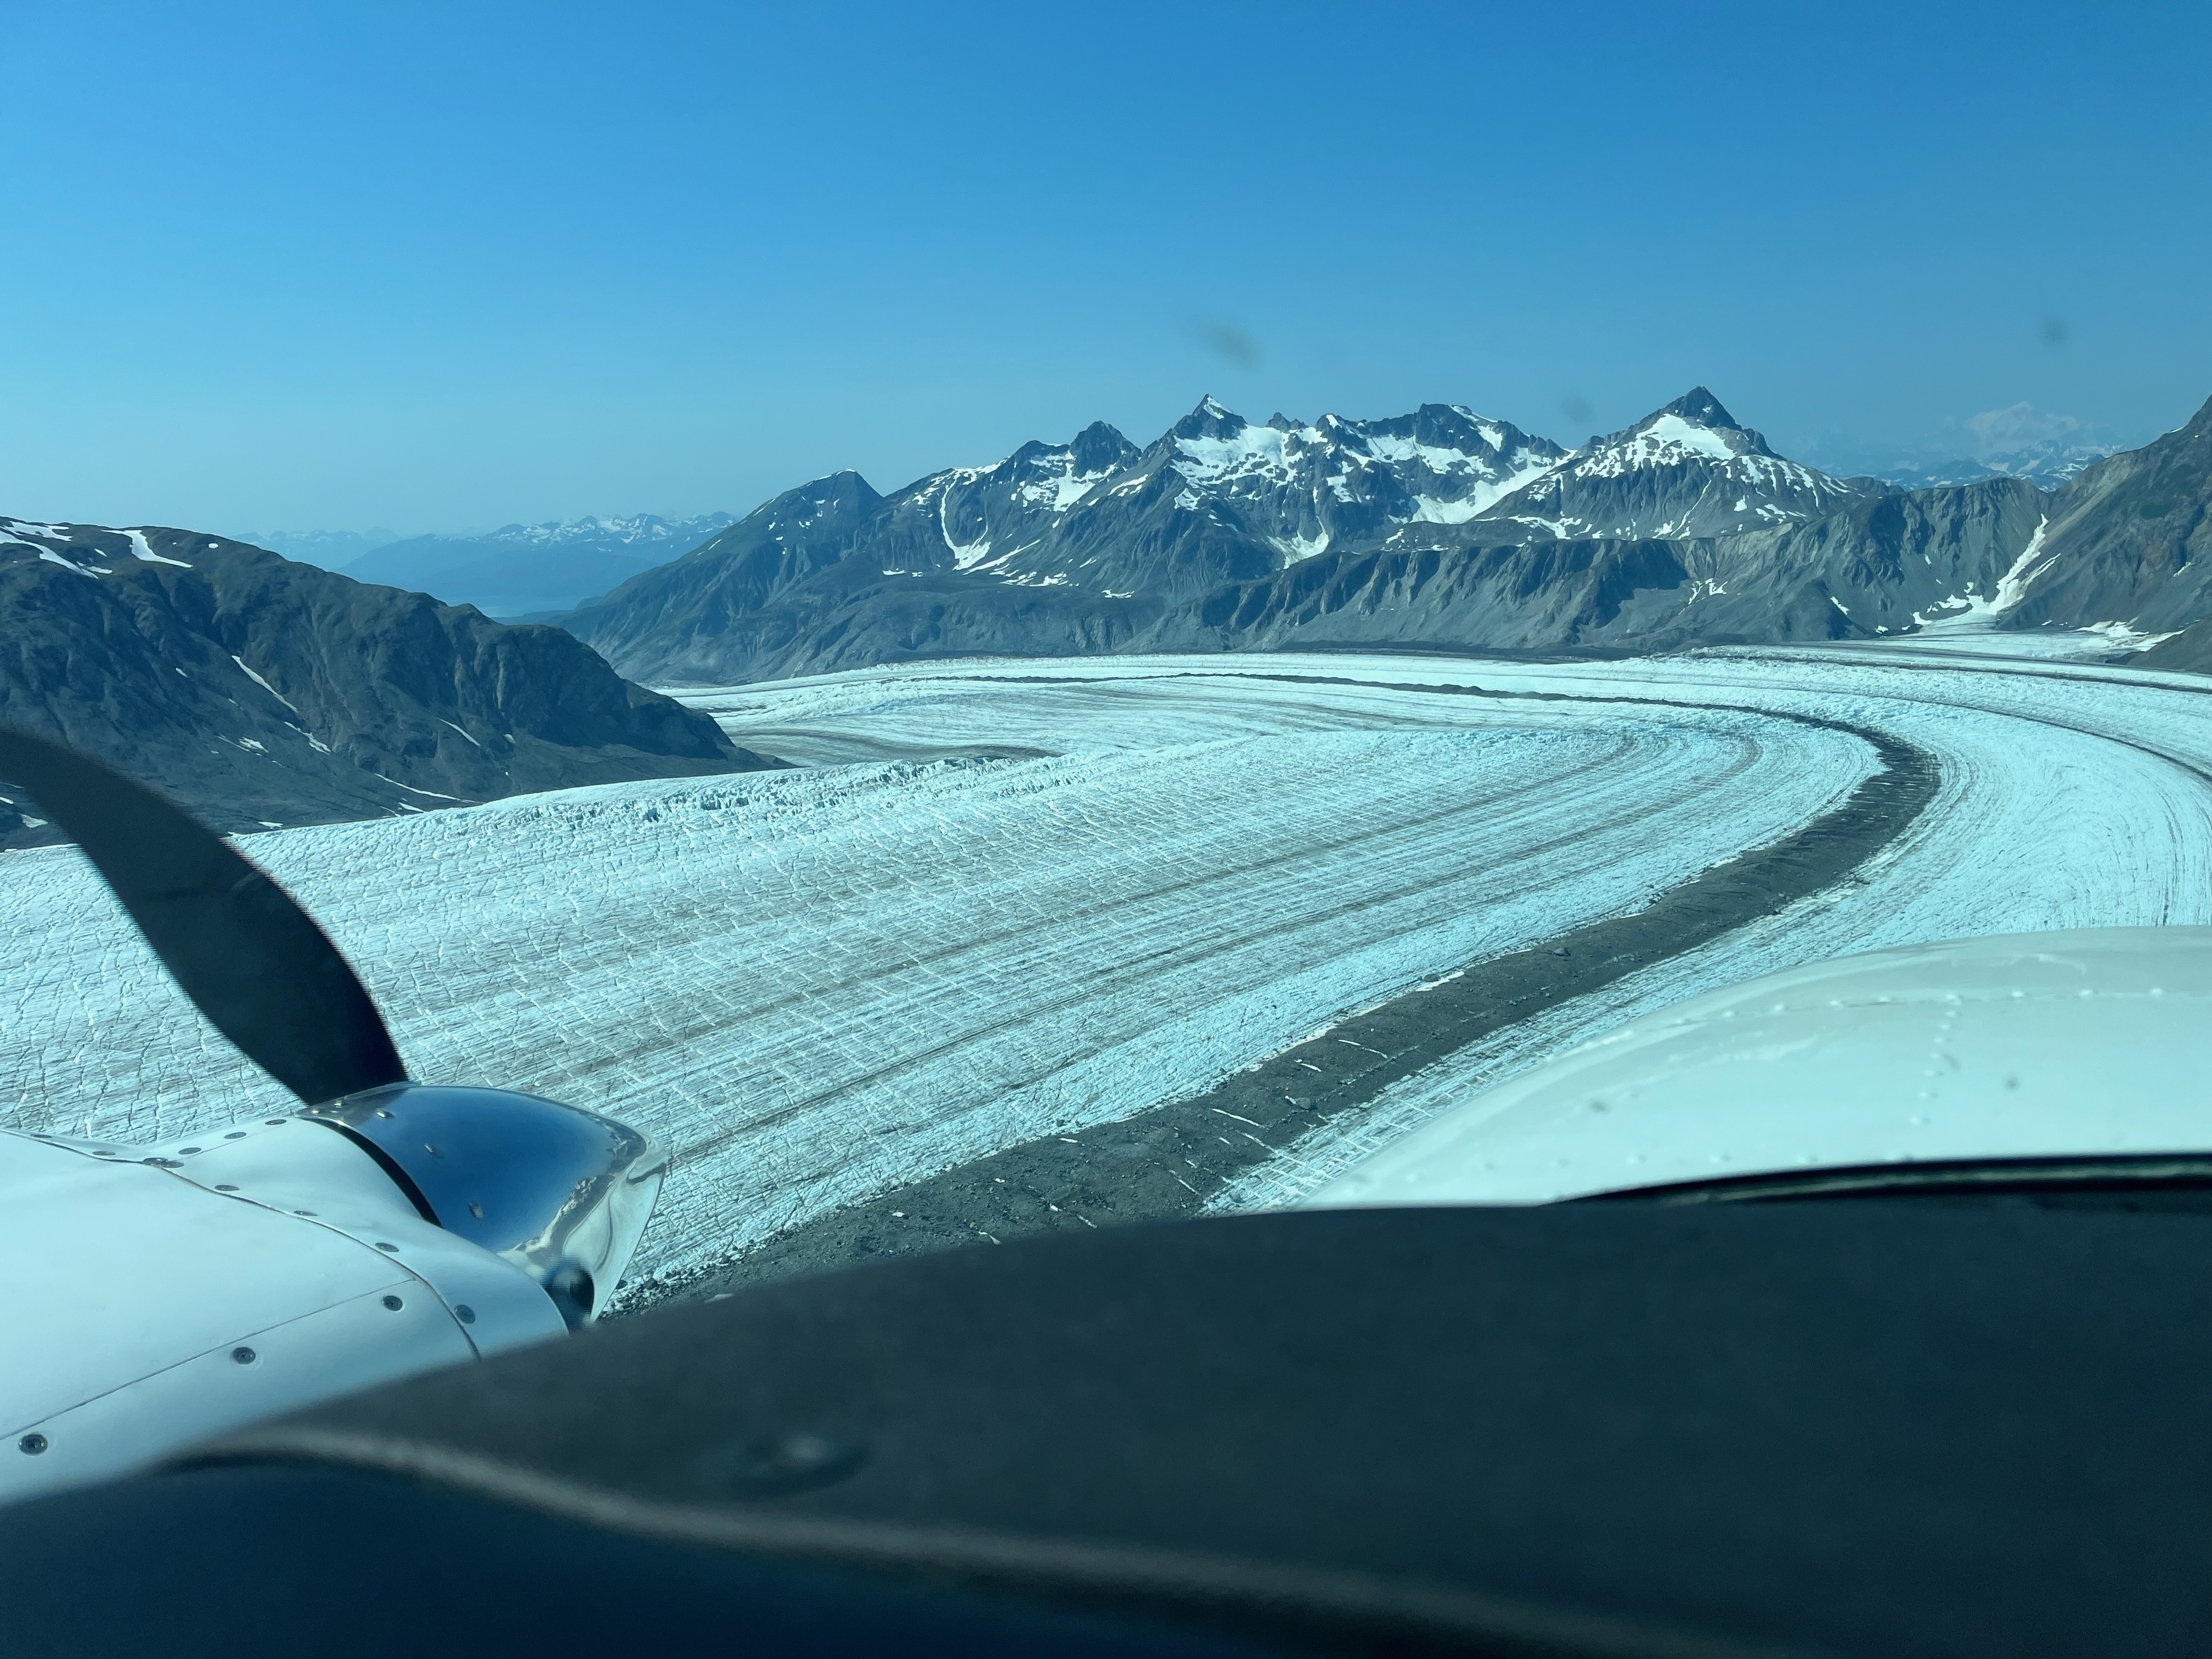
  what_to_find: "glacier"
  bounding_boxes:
[8,646,2212,1290]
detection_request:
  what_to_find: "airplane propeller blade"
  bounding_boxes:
[0,726,408,1105]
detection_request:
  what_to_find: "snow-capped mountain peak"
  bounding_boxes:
[1573,387,1780,477]
[1340,405,1568,526]
[1576,414,1757,477]
[1484,388,1883,541]
[1170,410,1305,487]
[1006,428,1136,514]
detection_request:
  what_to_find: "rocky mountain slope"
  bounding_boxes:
[2004,396,2212,667]
[0,521,776,849]
[546,387,2212,686]
[342,512,737,617]
[1183,475,2053,655]
[560,474,890,684]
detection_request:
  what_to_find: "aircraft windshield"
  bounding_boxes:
[2,7,2208,1313]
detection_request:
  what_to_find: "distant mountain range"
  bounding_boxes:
[1863,437,2124,490]
[552,386,2212,684]
[0,523,777,849]
[234,514,740,618]
[342,514,738,617]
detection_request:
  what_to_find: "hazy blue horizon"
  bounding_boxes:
[4,0,2207,535]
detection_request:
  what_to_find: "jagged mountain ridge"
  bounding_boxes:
[1199,400,2212,661]
[551,387,2212,686]
[1203,398,2212,660]
[0,521,776,849]
[973,398,1575,592]
[881,398,1568,598]
[563,398,1576,682]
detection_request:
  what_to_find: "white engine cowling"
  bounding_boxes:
[3,1090,664,1504]
[1307,927,2212,1209]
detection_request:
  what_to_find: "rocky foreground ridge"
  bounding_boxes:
[0,523,777,849]
[556,387,2212,684]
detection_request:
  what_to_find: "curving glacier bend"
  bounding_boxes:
[5,648,2212,1289]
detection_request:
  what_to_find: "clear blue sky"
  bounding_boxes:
[2,1,2207,534]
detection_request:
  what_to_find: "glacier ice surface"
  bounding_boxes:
[5,662,1872,1285]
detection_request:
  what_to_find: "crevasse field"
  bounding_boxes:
[7,648,2212,1286]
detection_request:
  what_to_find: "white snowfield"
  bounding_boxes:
[6,647,2212,1289]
